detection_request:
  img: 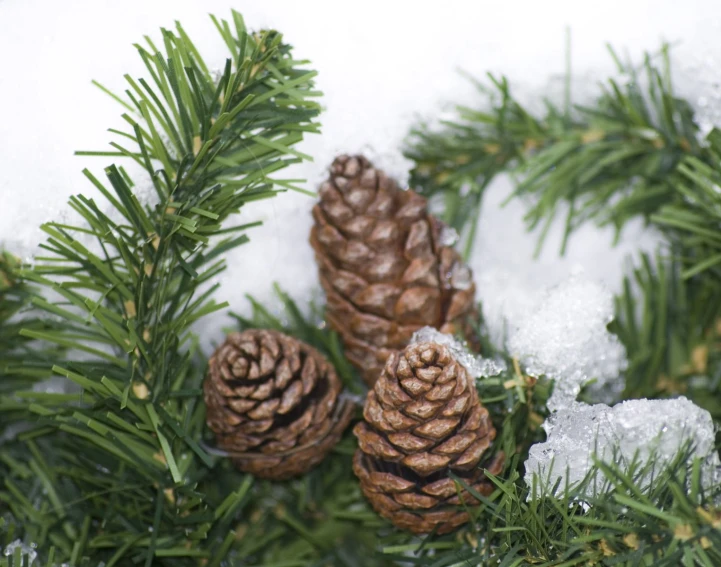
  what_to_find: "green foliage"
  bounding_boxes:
[405,44,704,258]
[654,128,721,280]
[471,447,721,567]
[0,10,319,565]
[0,252,61,431]
[610,249,721,419]
[405,37,721,416]
[78,11,320,198]
[608,145,721,418]
[608,127,721,420]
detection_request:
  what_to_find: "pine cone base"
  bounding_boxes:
[353,450,503,534]
[232,398,354,480]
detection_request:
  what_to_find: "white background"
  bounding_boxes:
[0,0,716,346]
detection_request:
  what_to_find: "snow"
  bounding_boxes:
[524,397,721,499]
[0,0,713,354]
[507,268,628,411]
[470,178,661,351]
[410,327,506,379]
[438,226,460,247]
[2,540,38,564]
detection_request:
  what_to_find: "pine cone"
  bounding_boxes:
[204,329,354,480]
[310,155,477,386]
[353,341,503,534]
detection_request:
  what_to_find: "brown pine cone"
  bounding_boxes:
[310,155,477,386]
[353,341,503,534]
[204,329,354,480]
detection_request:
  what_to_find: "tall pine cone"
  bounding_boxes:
[204,329,354,480]
[353,341,503,534]
[310,155,476,386]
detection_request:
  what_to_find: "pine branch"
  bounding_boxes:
[405,43,704,258]
[458,445,721,566]
[652,128,721,281]
[402,41,721,566]
[78,12,320,199]
[609,249,721,418]
[606,134,721,417]
[405,37,721,446]
[0,10,320,565]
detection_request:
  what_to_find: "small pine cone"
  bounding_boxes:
[353,341,503,534]
[204,329,354,480]
[310,155,477,386]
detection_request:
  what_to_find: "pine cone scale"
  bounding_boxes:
[278,380,302,414]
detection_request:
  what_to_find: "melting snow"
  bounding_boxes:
[524,398,721,499]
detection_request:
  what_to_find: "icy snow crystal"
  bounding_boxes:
[524,398,721,499]
[508,269,627,412]
[438,226,460,247]
[410,327,506,379]
[2,540,38,564]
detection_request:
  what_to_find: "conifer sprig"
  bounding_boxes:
[610,248,721,417]
[405,44,704,258]
[405,40,721,420]
[0,252,61,434]
[78,11,320,198]
[0,10,320,565]
[653,129,721,280]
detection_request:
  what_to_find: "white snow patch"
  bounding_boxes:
[411,327,506,379]
[507,268,627,412]
[524,398,721,499]
[0,0,685,356]
[476,267,542,348]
